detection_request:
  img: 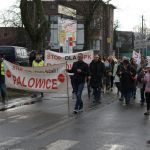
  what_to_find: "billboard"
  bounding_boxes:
[58,18,77,53]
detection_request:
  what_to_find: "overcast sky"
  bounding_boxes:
[1,0,150,31]
[111,0,150,31]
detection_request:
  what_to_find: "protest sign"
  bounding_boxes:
[4,60,66,92]
[45,50,93,69]
[132,50,141,65]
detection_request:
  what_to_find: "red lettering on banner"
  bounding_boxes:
[22,77,27,87]
[12,75,16,84]
[12,75,59,90]
[88,55,92,59]
[17,76,22,86]
[35,79,45,88]
[13,65,23,71]
[46,79,51,89]
[83,54,92,60]
[28,78,35,88]
[47,54,62,60]
[66,63,73,70]
[83,55,88,59]
[52,79,58,89]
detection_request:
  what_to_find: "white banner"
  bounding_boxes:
[147,56,150,65]
[4,60,67,92]
[45,50,93,69]
[132,50,141,65]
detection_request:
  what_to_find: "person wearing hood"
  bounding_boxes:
[89,54,105,104]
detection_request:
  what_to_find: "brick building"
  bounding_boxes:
[0,0,115,55]
[41,0,115,55]
[0,27,29,48]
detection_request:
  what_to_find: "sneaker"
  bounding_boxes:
[78,108,83,112]
[144,112,149,116]
[73,110,78,114]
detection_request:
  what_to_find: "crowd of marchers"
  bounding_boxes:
[0,51,150,116]
[67,53,150,116]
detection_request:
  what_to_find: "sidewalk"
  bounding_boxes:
[0,85,118,112]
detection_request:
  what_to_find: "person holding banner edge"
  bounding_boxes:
[66,53,89,114]
[31,52,44,98]
[0,53,7,104]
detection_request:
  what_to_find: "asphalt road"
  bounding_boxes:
[0,88,149,150]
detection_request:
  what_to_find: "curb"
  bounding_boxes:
[0,98,41,111]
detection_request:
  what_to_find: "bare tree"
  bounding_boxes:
[0,0,22,27]
[20,0,49,50]
[113,20,120,31]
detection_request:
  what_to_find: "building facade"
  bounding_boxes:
[42,0,115,55]
[0,1,115,55]
[0,27,28,47]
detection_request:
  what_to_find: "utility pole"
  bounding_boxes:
[142,15,144,35]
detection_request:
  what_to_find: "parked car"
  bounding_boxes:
[0,46,29,66]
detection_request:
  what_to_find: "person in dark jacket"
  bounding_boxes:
[118,59,136,105]
[67,53,89,114]
[89,54,105,104]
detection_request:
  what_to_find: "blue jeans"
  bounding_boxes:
[0,84,7,102]
[74,83,84,110]
[93,87,101,102]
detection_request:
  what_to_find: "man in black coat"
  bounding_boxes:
[89,54,105,104]
[67,53,89,114]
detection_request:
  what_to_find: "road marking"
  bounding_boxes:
[9,115,29,122]
[9,115,21,119]
[46,140,79,150]
[17,115,29,119]
[0,137,22,147]
[98,144,124,150]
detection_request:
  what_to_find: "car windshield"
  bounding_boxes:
[16,48,28,58]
